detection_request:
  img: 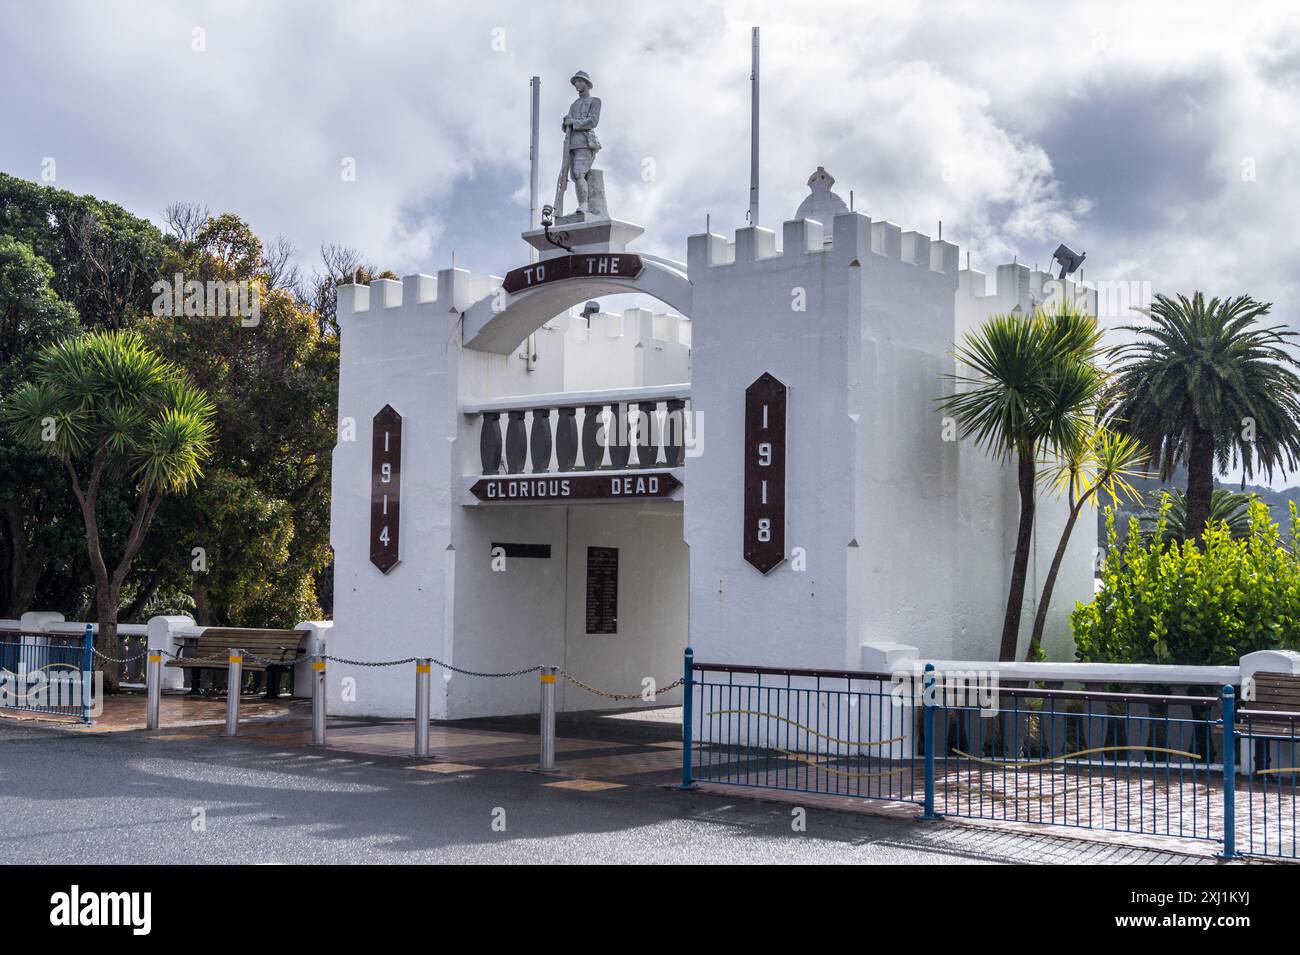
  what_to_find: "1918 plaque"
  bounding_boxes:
[743,373,787,574]
[370,405,402,573]
[585,546,619,634]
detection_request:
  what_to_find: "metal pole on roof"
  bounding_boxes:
[529,76,541,263]
[748,27,760,227]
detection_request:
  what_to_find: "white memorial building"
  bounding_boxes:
[327,71,1097,720]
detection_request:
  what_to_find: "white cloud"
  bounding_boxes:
[2,0,1298,315]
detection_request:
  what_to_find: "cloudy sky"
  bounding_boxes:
[4,0,1299,344]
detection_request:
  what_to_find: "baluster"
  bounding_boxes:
[530,408,553,473]
[1167,685,1194,762]
[663,399,686,467]
[505,410,528,473]
[581,405,604,469]
[479,412,503,474]
[636,400,660,468]
[556,407,579,471]
[608,402,630,469]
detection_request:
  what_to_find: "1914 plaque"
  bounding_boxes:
[370,405,402,573]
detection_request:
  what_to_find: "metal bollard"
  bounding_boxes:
[678,646,696,790]
[415,659,431,757]
[81,624,94,724]
[1220,684,1238,858]
[920,662,943,820]
[146,652,162,731]
[538,666,557,772]
[223,649,243,737]
[311,655,327,746]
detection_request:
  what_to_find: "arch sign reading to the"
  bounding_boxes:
[743,373,787,574]
[370,405,402,573]
[501,253,644,294]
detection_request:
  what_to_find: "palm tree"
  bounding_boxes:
[1107,293,1300,541]
[1140,487,1254,543]
[1030,425,1149,659]
[940,303,1104,661]
[3,331,214,687]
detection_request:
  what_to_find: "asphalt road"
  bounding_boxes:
[0,722,1211,865]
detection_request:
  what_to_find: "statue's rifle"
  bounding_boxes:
[553,126,572,217]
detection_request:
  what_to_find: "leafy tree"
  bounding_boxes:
[1029,425,1148,659]
[0,174,168,619]
[1107,293,1300,542]
[1075,499,1300,665]
[0,236,81,615]
[0,172,165,329]
[2,331,215,687]
[939,303,1104,660]
[1140,487,1254,544]
[138,213,336,627]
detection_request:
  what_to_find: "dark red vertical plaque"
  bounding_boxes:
[743,373,787,574]
[370,405,402,573]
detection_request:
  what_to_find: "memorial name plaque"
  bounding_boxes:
[585,546,619,634]
[501,253,644,294]
[370,404,402,573]
[743,373,787,574]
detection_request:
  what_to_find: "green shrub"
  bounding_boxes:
[1073,497,1300,665]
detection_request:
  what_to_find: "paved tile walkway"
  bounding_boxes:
[7,693,1293,861]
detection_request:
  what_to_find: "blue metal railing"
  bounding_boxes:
[0,626,95,721]
[681,651,1300,860]
[685,657,920,803]
[927,681,1223,845]
[1239,707,1300,859]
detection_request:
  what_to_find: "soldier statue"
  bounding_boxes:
[558,70,602,219]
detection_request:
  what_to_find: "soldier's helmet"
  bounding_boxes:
[570,70,593,88]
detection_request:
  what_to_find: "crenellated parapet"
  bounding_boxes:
[336,268,505,323]
[563,307,691,392]
[687,211,960,278]
[958,262,1098,320]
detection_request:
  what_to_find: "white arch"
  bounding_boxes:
[461,257,693,354]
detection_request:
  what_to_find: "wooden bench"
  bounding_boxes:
[166,628,307,698]
[1237,672,1300,774]
[1240,672,1300,736]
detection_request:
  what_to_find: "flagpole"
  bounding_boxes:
[749,26,760,227]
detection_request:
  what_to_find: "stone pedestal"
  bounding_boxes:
[523,218,645,261]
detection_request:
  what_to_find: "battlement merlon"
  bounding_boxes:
[335,269,505,325]
[958,262,1098,316]
[567,307,692,349]
[687,212,960,276]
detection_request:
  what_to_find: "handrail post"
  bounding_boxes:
[538,666,557,772]
[146,651,162,731]
[920,662,943,820]
[223,648,243,737]
[311,655,326,746]
[677,646,697,790]
[415,659,431,757]
[81,624,94,724]
[1219,684,1239,858]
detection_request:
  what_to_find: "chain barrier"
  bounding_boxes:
[132,644,675,698]
[560,672,685,701]
[91,646,152,665]
[322,653,543,679]
[321,654,419,668]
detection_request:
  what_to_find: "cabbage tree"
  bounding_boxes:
[3,331,214,685]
